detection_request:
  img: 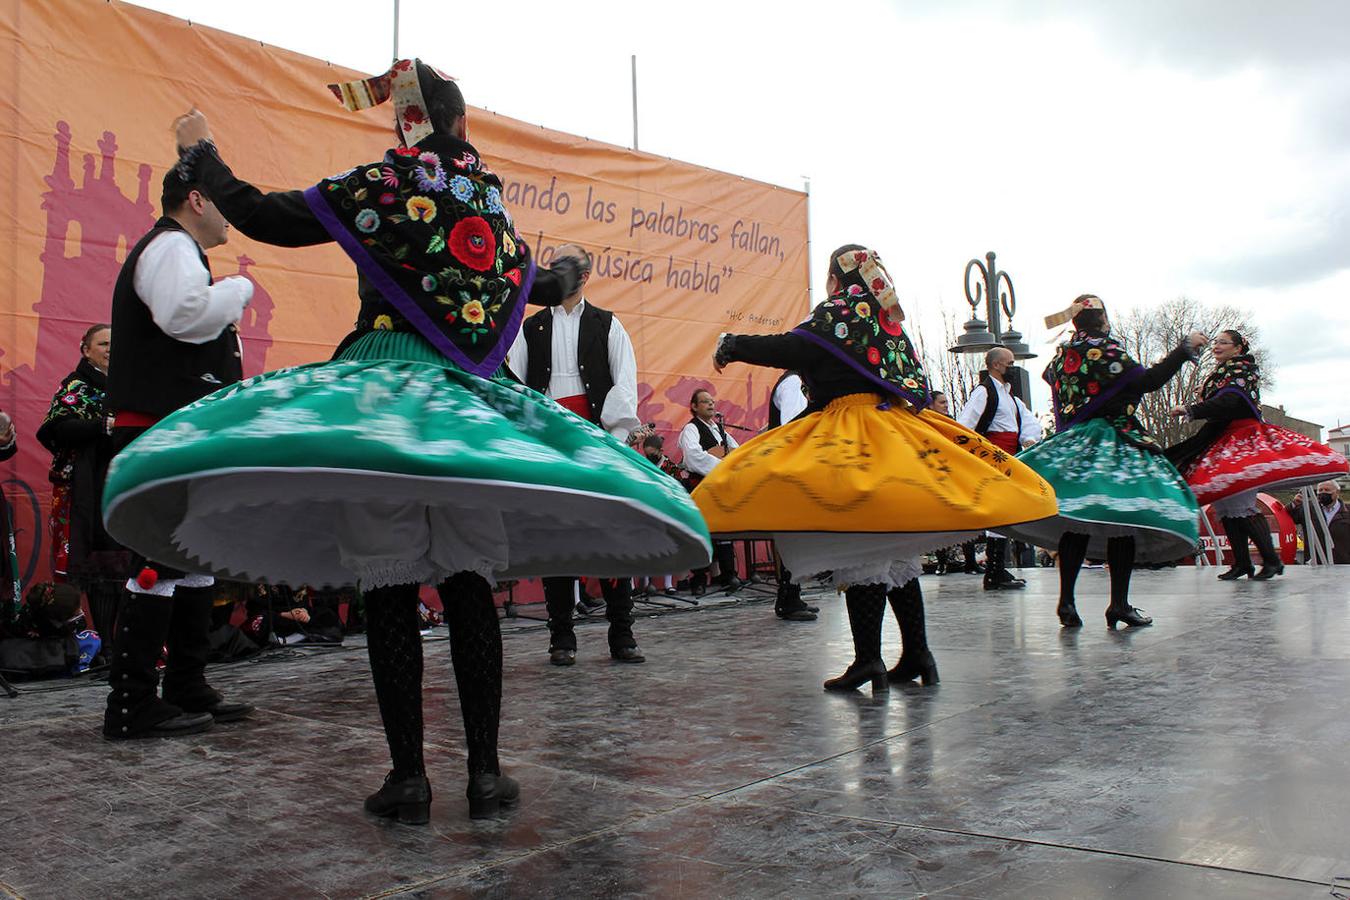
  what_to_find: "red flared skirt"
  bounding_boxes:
[1184,419,1348,504]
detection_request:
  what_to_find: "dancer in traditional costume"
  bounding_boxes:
[103,61,709,822]
[700,244,1057,690]
[1166,329,1347,580]
[1000,296,1206,629]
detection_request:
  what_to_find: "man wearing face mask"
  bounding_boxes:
[956,346,1042,590]
[1288,482,1350,564]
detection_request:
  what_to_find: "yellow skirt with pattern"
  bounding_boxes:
[691,393,1058,583]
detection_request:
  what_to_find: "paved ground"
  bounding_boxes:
[3,566,1348,898]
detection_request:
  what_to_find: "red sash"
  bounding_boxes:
[986,431,1018,453]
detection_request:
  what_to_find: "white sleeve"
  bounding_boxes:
[132,232,252,344]
[775,375,808,422]
[679,423,721,477]
[955,385,987,431]
[599,317,640,442]
[724,426,740,451]
[1017,398,1043,444]
[506,330,528,384]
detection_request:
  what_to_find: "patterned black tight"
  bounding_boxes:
[364,584,425,780]
[438,572,502,778]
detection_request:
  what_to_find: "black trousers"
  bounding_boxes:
[692,541,738,586]
[543,576,637,651]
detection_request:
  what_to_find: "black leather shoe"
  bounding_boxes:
[1217,565,1255,581]
[1253,563,1284,580]
[365,772,431,825]
[610,646,645,663]
[823,659,889,693]
[1106,605,1152,628]
[886,651,939,686]
[983,575,1027,591]
[205,700,255,723]
[549,648,576,666]
[103,709,215,740]
[467,773,520,819]
[1057,603,1083,628]
[775,606,817,621]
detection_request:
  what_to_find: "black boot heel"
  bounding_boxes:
[1057,603,1083,628]
[888,650,939,685]
[467,773,520,820]
[365,773,432,825]
[1216,566,1255,581]
[1253,563,1284,580]
[824,659,889,693]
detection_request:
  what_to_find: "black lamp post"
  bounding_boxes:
[949,251,1035,400]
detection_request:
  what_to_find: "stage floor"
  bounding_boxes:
[3,566,1349,899]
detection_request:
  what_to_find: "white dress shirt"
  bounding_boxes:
[133,230,252,344]
[957,379,1043,447]
[507,298,640,441]
[678,418,739,477]
[772,374,808,424]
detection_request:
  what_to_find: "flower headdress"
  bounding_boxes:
[1043,294,1105,329]
[835,247,902,317]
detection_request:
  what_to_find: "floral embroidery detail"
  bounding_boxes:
[462,300,486,325]
[501,231,516,259]
[406,196,437,222]
[448,217,496,270]
[855,302,871,318]
[878,306,904,336]
[61,392,79,406]
[485,185,504,213]
[365,167,382,181]
[834,322,849,339]
[414,157,448,192]
[421,275,438,292]
[354,209,381,233]
[449,175,475,203]
[379,192,396,205]
[1043,331,1155,449]
[867,346,881,365]
[381,166,400,187]
[1198,354,1261,408]
[373,315,394,330]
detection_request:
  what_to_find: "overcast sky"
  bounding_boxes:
[128,0,1348,432]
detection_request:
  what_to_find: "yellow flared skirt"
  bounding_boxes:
[691,393,1058,583]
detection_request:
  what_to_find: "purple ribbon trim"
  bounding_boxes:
[303,185,534,377]
[791,326,931,411]
[1054,363,1143,431]
[1207,385,1263,421]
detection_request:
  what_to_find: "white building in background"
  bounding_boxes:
[1327,424,1350,460]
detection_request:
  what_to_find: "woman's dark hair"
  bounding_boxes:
[1071,294,1107,332]
[1220,329,1249,354]
[80,323,110,352]
[420,65,466,132]
[826,243,869,294]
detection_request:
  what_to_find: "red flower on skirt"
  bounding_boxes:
[448,217,496,271]
[1063,349,1082,374]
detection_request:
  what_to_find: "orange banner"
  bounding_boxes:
[0,0,808,586]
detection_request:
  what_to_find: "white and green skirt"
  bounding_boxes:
[103,331,711,588]
[998,418,1199,562]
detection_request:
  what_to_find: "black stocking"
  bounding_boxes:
[843,583,887,663]
[364,583,425,780]
[1106,536,1136,612]
[1057,531,1090,609]
[438,572,503,779]
[1245,514,1280,567]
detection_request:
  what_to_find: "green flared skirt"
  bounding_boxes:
[103,330,711,587]
[998,418,1199,562]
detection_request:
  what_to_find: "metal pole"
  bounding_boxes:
[803,177,812,310]
[984,251,1002,341]
[392,0,400,62]
[631,55,639,150]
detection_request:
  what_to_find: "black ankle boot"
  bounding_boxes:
[886,580,939,685]
[466,772,520,819]
[365,772,432,825]
[1057,602,1083,628]
[1218,517,1255,580]
[824,659,890,693]
[1105,605,1152,628]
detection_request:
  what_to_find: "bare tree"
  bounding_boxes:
[1110,296,1274,448]
[910,307,982,407]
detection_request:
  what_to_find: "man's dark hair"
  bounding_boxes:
[642,434,664,451]
[931,390,945,399]
[689,388,711,410]
[161,164,209,215]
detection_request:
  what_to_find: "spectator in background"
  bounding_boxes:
[679,389,742,597]
[1287,481,1350,564]
[930,391,950,417]
[37,324,123,643]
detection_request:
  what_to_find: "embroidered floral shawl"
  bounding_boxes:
[791,284,931,410]
[1198,354,1261,419]
[303,133,535,377]
[1043,330,1158,448]
[40,358,107,483]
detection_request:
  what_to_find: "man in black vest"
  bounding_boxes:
[101,165,255,739]
[506,244,645,665]
[955,347,1042,591]
[678,389,743,597]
